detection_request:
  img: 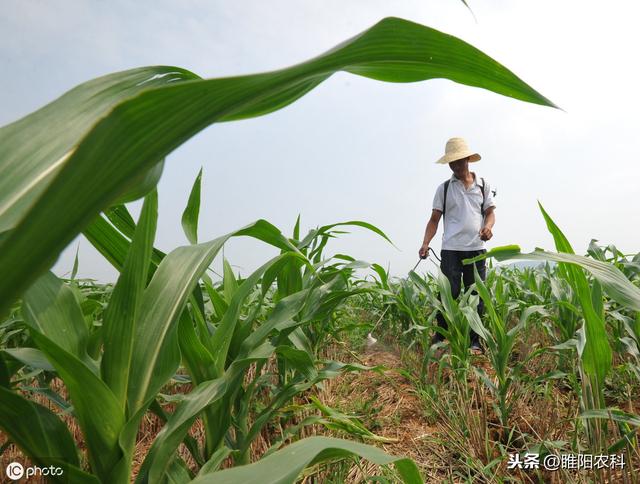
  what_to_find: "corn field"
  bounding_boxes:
[1,15,638,484]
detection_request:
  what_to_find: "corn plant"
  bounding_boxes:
[423,270,478,374]
[467,203,640,457]
[462,266,548,441]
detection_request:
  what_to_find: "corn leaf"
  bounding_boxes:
[0,387,83,472]
[465,247,640,312]
[583,409,640,428]
[28,330,125,480]
[101,190,158,408]
[191,436,423,484]
[2,347,55,372]
[182,168,202,244]
[22,271,93,366]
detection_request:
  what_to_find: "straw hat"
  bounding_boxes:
[435,137,481,164]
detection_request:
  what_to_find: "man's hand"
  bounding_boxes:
[479,227,493,241]
[418,244,429,259]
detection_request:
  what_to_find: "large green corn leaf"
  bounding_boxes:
[125,234,235,413]
[191,436,423,484]
[0,17,556,314]
[0,387,89,479]
[0,67,191,234]
[101,191,158,408]
[22,271,93,366]
[535,200,610,386]
[27,330,125,480]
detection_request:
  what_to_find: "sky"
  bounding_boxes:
[1,0,639,281]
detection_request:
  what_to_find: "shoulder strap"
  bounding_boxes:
[479,177,486,218]
[442,180,450,220]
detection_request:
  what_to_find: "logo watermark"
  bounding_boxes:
[6,462,24,481]
[5,461,64,481]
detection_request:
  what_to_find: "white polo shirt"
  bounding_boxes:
[432,173,495,251]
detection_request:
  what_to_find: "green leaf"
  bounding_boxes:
[0,17,556,314]
[178,310,216,385]
[196,447,235,477]
[28,331,125,480]
[164,458,193,484]
[582,409,640,427]
[84,208,165,281]
[275,345,318,380]
[191,436,423,483]
[105,204,137,237]
[83,214,138,270]
[22,271,92,366]
[222,259,238,304]
[210,254,300,376]
[315,221,395,248]
[466,246,640,312]
[182,168,202,244]
[240,290,310,354]
[136,376,228,483]
[125,239,222,414]
[101,191,158,408]
[0,68,193,234]
[0,386,81,469]
[293,214,301,241]
[308,396,394,442]
[2,347,55,372]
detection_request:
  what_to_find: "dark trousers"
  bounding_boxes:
[434,249,487,346]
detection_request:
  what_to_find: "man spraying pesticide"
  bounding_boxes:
[419,137,496,354]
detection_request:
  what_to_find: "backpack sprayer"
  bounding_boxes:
[366,248,440,347]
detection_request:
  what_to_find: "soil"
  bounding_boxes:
[315,341,442,481]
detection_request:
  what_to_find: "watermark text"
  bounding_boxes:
[508,452,625,471]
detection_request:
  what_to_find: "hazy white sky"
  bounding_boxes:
[2,0,639,281]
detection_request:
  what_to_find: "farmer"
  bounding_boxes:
[418,137,496,353]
